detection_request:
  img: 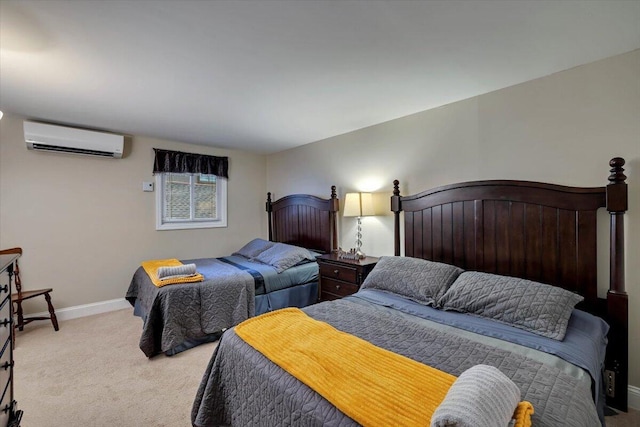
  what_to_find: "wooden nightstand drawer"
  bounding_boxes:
[317,254,379,302]
[319,263,357,283]
[0,298,9,349]
[0,251,20,427]
[0,338,10,404]
[320,278,359,298]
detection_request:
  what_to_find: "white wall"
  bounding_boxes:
[267,50,640,389]
[0,115,267,311]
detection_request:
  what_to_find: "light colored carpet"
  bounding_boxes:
[13,308,217,427]
[12,308,640,426]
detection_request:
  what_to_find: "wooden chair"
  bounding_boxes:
[0,247,59,333]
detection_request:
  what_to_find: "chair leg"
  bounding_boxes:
[45,293,59,331]
[15,300,24,332]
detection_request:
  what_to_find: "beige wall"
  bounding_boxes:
[0,115,267,311]
[267,50,640,389]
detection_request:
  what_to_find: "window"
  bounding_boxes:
[155,173,227,230]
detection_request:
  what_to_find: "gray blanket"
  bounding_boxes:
[126,258,256,357]
[192,298,600,427]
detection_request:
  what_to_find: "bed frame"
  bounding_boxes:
[391,157,628,411]
[266,186,339,253]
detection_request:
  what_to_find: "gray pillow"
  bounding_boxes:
[438,271,583,340]
[233,238,274,259]
[253,242,316,273]
[360,256,463,306]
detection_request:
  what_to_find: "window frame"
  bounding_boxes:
[155,173,227,230]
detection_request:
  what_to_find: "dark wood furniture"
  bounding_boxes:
[0,250,22,427]
[391,157,628,411]
[317,254,378,301]
[267,186,339,253]
[0,248,59,335]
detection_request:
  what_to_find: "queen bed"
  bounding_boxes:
[191,158,628,426]
[126,187,339,357]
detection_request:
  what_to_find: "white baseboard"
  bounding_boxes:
[629,385,640,410]
[29,298,131,322]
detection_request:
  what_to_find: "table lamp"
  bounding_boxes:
[343,192,374,258]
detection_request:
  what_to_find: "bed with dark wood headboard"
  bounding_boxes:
[127,187,339,357]
[191,160,626,427]
[266,185,339,254]
[391,157,628,411]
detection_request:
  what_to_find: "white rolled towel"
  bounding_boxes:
[430,364,521,427]
[157,263,197,280]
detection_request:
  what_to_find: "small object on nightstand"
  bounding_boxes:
[337,247,365,260]
[317,253,378,302]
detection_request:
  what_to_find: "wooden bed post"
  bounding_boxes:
[266,192,273,242]
[606,157,628,411]
[329,186,339,253]
[391,180,401,256]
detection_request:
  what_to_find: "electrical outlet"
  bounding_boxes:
[605,369,615,398]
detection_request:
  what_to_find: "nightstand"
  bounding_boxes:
[317,254,379,302]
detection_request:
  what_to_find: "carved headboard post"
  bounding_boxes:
[329,186,339,252]
[605,157,629,410]
[391,180,402,256]
[266,192,273,241]
[608,157,628,294]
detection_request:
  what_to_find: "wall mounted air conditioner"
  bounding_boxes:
[24,121,124,158]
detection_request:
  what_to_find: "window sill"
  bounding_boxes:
[156,220,227,231]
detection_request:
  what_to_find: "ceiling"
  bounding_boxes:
[1,1,639,154]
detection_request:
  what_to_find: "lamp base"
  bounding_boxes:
[354,217,365,259]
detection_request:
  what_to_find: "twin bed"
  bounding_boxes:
[126,187,339,357]
[191,158,628,427]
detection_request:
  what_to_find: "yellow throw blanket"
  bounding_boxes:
[236,308,533,427]
[237,308,454,426]
[141,259,204,288]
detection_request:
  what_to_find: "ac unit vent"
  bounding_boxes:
[30,143,117,158]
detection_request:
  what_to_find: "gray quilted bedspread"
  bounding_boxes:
[192,298,600,427]
[126,258,255,357]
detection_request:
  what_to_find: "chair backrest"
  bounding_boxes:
[0,247,23,295]
[0,248,22,257]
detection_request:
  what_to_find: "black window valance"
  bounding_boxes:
[153,148,228,179]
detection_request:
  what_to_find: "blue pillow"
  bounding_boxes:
[253,243,316,273]
[233,238,274,259]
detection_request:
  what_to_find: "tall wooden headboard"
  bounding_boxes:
[392,158,628,411]
[266,186,339,254]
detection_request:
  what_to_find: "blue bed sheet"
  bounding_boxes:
[210,255,318,295]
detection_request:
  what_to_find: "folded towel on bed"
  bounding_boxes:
[157,263,197,279]
[141,259,204,287]
[430,364,533,427]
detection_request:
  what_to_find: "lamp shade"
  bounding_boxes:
[343,192,374,217]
